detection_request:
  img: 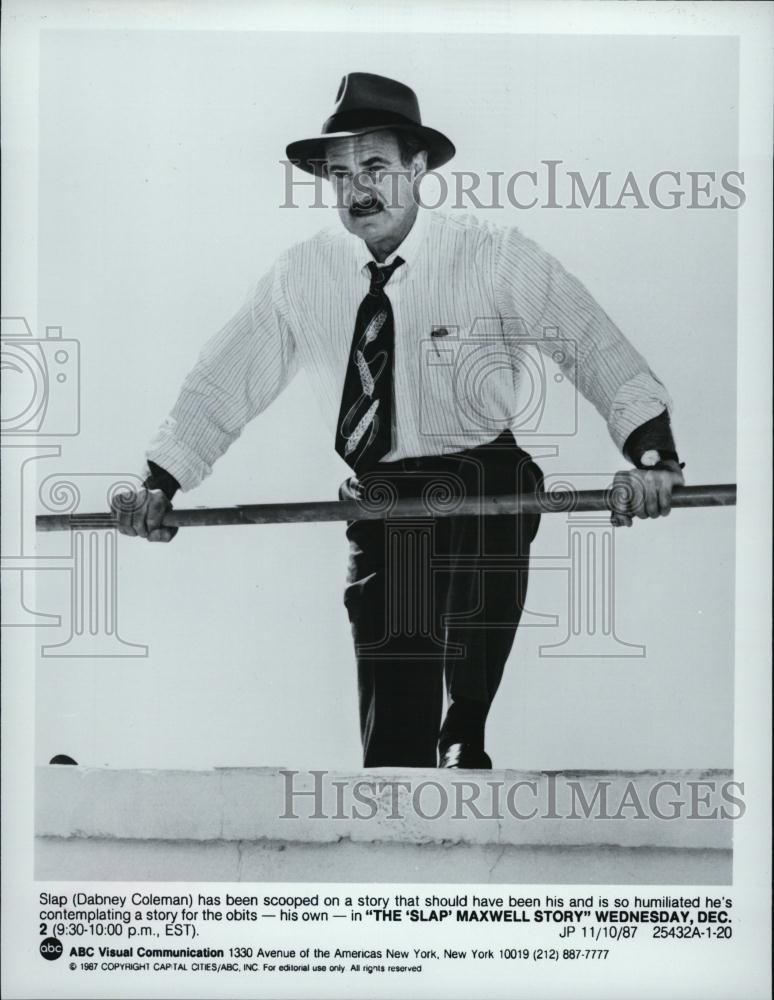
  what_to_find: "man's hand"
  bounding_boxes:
[111,487,178,542]
[610,463,685,527]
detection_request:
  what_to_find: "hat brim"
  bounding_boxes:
[285,124,455,176]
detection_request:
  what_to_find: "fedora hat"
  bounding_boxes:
[286,72,455,176]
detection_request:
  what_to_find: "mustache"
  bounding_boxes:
[349,197,384,216]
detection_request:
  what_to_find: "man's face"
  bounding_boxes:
[325,131,426,252]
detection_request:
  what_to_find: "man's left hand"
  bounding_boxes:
[610,462,685,527]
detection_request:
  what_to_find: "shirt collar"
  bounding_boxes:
[348,207,430,277]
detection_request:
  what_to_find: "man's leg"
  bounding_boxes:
[341,480,445,768]
[438,441,542,764]
[438,527,531,757]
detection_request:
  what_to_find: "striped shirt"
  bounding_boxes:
[146,209,672,491]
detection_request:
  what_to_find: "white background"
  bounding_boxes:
[30,27,738,771]
[2,2,771,999]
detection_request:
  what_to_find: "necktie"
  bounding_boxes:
[335,256,404,472]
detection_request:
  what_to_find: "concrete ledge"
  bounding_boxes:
[35,838,730,884]
[35,767,734,884]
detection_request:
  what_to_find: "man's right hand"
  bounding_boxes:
[111,487,178,542]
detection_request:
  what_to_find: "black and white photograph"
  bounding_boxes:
[2,1,771,998]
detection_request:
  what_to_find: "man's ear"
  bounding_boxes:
[412,150,428,180]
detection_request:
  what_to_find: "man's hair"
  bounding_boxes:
[321,128,428,175]
[392,129,429,167]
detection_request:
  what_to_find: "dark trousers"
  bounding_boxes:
[341,430,543,767]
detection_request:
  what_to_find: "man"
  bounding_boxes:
[114,73,684,769]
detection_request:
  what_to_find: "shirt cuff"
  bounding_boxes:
[607,371,673,454]
[145,416,213,492]
[143,461,181,501]
[622,409,679,467]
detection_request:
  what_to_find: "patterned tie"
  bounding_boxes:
[335,256,404,472]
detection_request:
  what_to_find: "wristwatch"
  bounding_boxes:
[638,449,685,472]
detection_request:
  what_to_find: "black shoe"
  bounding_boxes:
[439,743,492,769]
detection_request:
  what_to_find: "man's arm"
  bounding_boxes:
[623,409,679,468]
[144,460,180,500]
[104,460,181,543]
[615,408,685,525]
[145,260,298,491]
[114,259,298,541]
[495,227,684,523]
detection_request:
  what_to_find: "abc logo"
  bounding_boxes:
[40,937,63,961]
